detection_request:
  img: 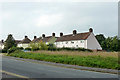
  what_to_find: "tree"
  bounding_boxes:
[101,41,107,50]
[101,36,120,51]
[29,42,39,51]
[95,34,106,45]
[96,34,120,51]
[118,37,120,51]
[39,41,48,50]
[112,36,119,51]
[4,34,16,50]
[105,37,113,51]
[29,41,48,51]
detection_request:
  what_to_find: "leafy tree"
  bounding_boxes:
[29,41,48,51]
[29,42,39,51]
[95,34,106,45]
[118,38,120,51]
[111,36,119,51]
[105,37,113,51]
[4,34,16,50]
[101,41,107,50]
[96,34,120,51]
[39,41,48,50]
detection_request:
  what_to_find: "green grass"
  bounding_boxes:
[8,51,119,70]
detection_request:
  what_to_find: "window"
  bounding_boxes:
[80,40,84,43]
[71,41,74,44]
[76,45,78,47]
[66,41,68,44]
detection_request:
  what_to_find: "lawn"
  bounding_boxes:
[8,50,119,70]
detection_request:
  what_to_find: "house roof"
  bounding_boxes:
[32,36,58,43]
[15,40,22,44]
[32,37,42,43]
[0,41,4,45]
[56,32,91,42]
[20,37,31,44]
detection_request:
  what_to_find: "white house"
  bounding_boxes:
[0,40,4,50]
[17,36,31,49]
[55,28,102,50]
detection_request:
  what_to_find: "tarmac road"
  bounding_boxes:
[2,56,118,80]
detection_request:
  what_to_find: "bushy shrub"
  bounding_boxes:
[25,47,31,51]
[1,47,24,53]
[32,47,39,51]
[48,44,57,51]
[18,47,24,50]
[7,47,18,54]
[2,49,7,53]
[54,47,92,52]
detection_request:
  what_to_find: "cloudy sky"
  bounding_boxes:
[0,1,118,40]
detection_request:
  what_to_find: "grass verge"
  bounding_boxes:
[8,51,119,70]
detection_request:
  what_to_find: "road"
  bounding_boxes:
[2,56,118,79]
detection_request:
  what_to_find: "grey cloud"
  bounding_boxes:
[1,2,118,40]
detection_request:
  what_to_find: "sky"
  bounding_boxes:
[0,1,118,40]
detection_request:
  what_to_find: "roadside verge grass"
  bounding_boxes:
[8,51,119,70]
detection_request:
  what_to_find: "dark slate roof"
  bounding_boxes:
[15,40,22,44]
[56,32,91,42]
[0,41,4,45]
[32,36,58,43]
[20,37,31,43]
[32,37,42,43]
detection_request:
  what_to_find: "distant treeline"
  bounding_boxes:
[95,34,120,51]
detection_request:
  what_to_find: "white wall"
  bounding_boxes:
[0,44,4,50]
[17,43,29,49]
[87,33,102,50]
[55,32,102,50]
[55,40,86,48]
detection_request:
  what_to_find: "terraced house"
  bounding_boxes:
[32,33,58,44]
[17,36,31,49]
[8,28,102,50]
[55,28,102,50]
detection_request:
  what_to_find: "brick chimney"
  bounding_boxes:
[34,36,37,39]
[89,28,93,32]
[42,34,45,38]
[52,33,55,36]
[60,32,63,37]
[25,36,28,38]
[73,30,77,35]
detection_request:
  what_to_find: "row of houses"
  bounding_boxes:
[0,28,102,50]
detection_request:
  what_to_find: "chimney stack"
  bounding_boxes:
[60,32,63,37]
[34,36,37,39]
[25,36,28,38]
[52,33,55,36]
[42,34,45,38]
[1,40,4,43]
[89,28,93,32]
[73,30,77,35]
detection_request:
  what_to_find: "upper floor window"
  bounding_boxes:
[80,40,84,43]
[71,41,74,44]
